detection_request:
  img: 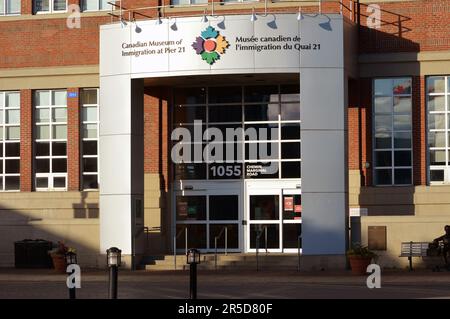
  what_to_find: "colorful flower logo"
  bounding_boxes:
[192,26,229,65]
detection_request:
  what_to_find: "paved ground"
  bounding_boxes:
[1,268,450,299]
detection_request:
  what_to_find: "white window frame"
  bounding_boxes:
[34,0,67,14]
[34,89,68,191]
[0,91,20,192]
[81,88,99,190]
[0,0,21,15]
[170,0,207,6]
[372,77,413,186]
[81,0,110,12]
[427,75,450,185]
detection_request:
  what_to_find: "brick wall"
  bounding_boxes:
[67,88,80,191]
[19,89,32,192]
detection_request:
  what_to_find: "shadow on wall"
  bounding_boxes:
[0,192,101,268]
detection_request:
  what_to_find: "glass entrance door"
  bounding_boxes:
[246,186,302,253]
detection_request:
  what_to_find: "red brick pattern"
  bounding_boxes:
[67,88,80,191]
[19,89,32,192]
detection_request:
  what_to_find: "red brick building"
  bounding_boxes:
[0,0,449,270]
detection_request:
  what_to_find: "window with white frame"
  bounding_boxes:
[33,0,66,13]
[427,76,450,184]
[81,88,99,190]
[34,90,67,191]
[81,0,109,11]
[373,78,413,186]
[0,0,21,15]
[0,91,20,191]
[170,0,207,5]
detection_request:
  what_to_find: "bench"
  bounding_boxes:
[399,241,429,271]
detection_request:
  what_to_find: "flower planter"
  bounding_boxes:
[348,256,373,275]
[51,254,67,273]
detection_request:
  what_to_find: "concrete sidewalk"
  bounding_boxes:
[1,268,450,299]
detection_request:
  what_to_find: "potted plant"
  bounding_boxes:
[347,243,377,275]
[48,241,75,273]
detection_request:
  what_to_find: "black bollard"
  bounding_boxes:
[187,249,200,300]
[106,247,122,299]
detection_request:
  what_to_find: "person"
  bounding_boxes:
[433,225,450,267]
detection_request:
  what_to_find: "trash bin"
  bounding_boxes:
[14,239,53,268]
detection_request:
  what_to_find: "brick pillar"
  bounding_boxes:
[360,78,372,186]
[413,76,426,185]
[20,89,33,192]
[67,88,80,191]
[22,0,33,14]
[144,90,160,175]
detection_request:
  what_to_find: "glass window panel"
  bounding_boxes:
[244,86,278,103]
[428,114,446,130]
[82,89,98,104]
[249,224,279,249]
[4,176,19,190]
[244,104,279,122]
[207,124,242,143]
[374,96,392,114]
[375,169,392,185]
[174,87,206,105]
[428,131,446,148]
[208,105,241,123]
[82,0,97,10]
[174,163,206,180]
[36,177,48,188]
[6,109,20,124]
[209,195,239,220]
[250,195,279,220]
[52,142,67,156]
[281,103,300,121]
[394,115,411,131]
[427,76,446,94]
[83,174,98,189]
[0,147,3,157]
[171,0,191,5]
[53,0,66,11]
[281,161,301,178]
[173,106,206,124]
[280,85,300,102]
[393,78,412,95]
[6,126,19,140]
[208,163,242,179]
[34,0,49,11]
[374,79,392,96]
[245,162,279,179]
[245,143,278,160]
[0,0,4,13]
[83,140,97,155]
[5,92,20,107]
[53,125,67,139]
[53,176,66,188]
[375,115,391,133]
[36,108,50,122]
[82,106,97,122]
[35,91,50,106]
[244,123,278,141]
[282,194,302,220]
[394,96,411,113]
[394,150,411,166]
[52,158,67,173]
[36,159,50,173]
[283,224,302,249]
[208,86,242,104]
[394,169,412,185]
[5,143,20,157]
[209,224,239,249]
[0,160,2,174]
[394,132,411,148]
[52,108,67,122]
[281,123,300,140]
[430,170,444,182]
[428,96,445,112]
[175,224,206,250]
[52,90,67,105]
[36,142,50,156]
[0,110,3,124]
[281,142,300,159]
[375,151,392,167]
[5,159,19,173]
[99,0,109,9]
[175,196,206,221]
[0,129,3,141]
[430,150,446,165]
[83,157,97,172]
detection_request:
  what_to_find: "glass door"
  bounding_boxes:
[281,189,302,253]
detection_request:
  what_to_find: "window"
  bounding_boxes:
[0,91,20,191]
[81,0,109,11]
[0,0,20,15]
[34,90,67,191]
[81,88,99,190]
[171,0,207,5]
[33,0,66,13]
[427,76,450,184]
[373,78,413,186]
